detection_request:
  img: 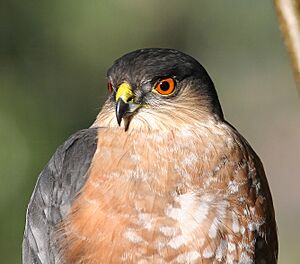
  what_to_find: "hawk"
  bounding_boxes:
[23,48,278,264]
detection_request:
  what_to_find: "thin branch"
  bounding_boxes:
[274,0,300,90]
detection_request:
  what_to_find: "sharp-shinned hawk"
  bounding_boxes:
[23,48,278,264]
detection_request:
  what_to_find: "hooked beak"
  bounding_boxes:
[115,83,141,126]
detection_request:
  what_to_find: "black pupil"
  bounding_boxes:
[160,81,170,91]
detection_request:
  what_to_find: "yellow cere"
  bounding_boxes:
[116,83,134,103]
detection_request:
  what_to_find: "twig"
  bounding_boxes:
[274,0,300,90]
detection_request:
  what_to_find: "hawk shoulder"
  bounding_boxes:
[22,128,98,264]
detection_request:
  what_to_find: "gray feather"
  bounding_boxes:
[22,128,98,264]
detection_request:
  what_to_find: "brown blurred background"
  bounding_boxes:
[1,1,299,263]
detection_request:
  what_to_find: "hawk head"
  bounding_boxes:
[96,48,224,131]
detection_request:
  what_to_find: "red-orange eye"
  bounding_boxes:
[107,81,113,94]
[154,78,175,95]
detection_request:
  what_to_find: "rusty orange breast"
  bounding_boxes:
[59,124,255,264]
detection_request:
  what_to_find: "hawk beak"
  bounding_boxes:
[116,97,129,126]
[115,83,141,126]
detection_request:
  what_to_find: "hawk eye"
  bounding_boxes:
[107,81,113,94]
[154,78,175,95]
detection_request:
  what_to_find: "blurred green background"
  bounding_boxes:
[1,0,299,263]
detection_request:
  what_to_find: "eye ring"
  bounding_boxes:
[154,78,175,95]
[107,81,113,94]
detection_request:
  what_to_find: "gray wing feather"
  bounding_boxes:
[22,128,98,264]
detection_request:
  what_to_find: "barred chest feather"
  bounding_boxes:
[60,123,267,264]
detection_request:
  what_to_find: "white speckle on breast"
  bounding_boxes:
[120,251,134,262]
[165,206,182,221]
[232,211,240,233]
[89,179,100,188]
[215,239,227,261]
[228,242,236,253]
[239,252,252,264]
[203,175,218,188]
[248,222,257,231]
[166,193,209,234]
[197,238,205,247]
[168,235,187,249]
[175,250,201,263]
[137,260,148,264]
[203,247,214,258]
[191,203,209,227]
[238,196,246,203]
[159,226,178,237]
[130,153,141,162]
[83,196,99,205]
[181,153,198,166]
[226,255,235,264]
[208,217,219,239]
[179,127,195,138]
[137,213,153,230]
[228,180,239,194]
[124,229,145,244]
[243,208,250,216]
[240,226,245,235]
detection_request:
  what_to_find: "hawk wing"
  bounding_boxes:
[22,128,98,264]
[222,129,278,263]
[251,148,278,263]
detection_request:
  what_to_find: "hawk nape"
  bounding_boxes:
[23,48,278,264]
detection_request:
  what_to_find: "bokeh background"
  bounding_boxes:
[1,1,299,263]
